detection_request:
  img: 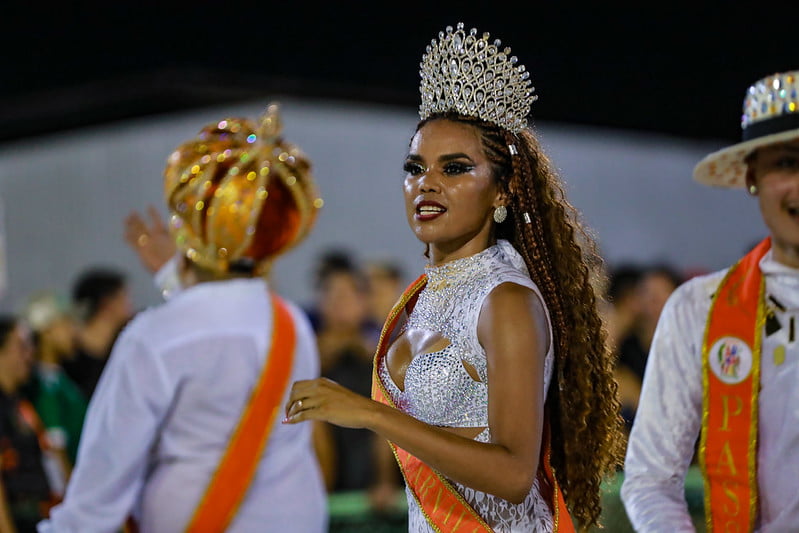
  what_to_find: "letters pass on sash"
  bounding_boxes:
[371,274,574,532]
[700,237,769,532]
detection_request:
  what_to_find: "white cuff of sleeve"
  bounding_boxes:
[153,253,183,301]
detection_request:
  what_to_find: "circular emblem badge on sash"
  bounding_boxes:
[709,336,753,384]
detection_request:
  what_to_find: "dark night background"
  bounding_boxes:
[1,2,796,145]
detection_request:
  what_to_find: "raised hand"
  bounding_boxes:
[124,206,176,273]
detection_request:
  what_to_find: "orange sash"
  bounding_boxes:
[123,294,295,533]
[18,399,51,453]
[700,237,769,532]
[183,293,296,532]
[371,274,574,532]
[17,399,62,513]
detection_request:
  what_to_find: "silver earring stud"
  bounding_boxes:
[493,205,507,223]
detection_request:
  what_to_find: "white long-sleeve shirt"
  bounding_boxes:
[38,277,327,533]
[621,250,799,532]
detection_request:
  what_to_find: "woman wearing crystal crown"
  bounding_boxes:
[284,23,624,531]
[622,71,799,531]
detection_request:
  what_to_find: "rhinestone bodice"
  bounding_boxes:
[379,239,554,427]
[379,240,555,532]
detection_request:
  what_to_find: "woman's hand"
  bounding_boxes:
[283,378,382,429]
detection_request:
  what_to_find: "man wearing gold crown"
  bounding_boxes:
[37,104,328,533]
[622,71,799,531]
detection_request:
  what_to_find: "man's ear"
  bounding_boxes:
[744,150,759,192]
[745,168,758,194]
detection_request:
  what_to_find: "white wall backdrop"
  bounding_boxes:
[0,96,766,314]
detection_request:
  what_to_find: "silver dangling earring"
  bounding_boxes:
[748,184,758,196]
[493,205,507,223]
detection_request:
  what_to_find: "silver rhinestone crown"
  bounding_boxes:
[419,22,537,134]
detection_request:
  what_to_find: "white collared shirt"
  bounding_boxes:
[622,250,799,532]
[38,277,327,533]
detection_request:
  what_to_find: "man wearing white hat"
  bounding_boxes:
[622,71,799,531]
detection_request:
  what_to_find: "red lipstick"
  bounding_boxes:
[415,200,447,221]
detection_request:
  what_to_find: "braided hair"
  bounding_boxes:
[416,112,625,528]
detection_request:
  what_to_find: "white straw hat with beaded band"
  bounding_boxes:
[694,70,799,188]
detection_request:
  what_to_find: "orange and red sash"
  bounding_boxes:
[371,274,574,532]
[700,237,769,532]
[122,293,296,533]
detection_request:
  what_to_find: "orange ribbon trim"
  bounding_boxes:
[371,274,574,532]
[17,399,62,512]
[700,237,768,532]
[183,293,296,533]
[538,419,574,533]
[18,399,50,453]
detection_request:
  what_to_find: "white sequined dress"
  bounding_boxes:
[379,240,555,532]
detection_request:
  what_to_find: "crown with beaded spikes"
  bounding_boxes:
[418,22,537,134]
[163,103,323,275]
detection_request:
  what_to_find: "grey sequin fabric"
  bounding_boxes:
[380,239,555,532]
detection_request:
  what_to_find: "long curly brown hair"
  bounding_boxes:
[417,112,625,529]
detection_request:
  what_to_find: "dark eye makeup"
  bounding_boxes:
[443,162,475,175]
[403,161,425,175]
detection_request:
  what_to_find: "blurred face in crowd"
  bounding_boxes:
[365,263,402,321]
[639,272,678,327]
[404,119,504,263]
[614,285,644,320]
[104,286,134,326]
[44,316,78,356]
[747,139,799,266]
[319,272,369,331]
[0,325,35,390]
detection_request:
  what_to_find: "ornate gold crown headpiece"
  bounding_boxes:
[419,22,537,133]
[164,103,323,275]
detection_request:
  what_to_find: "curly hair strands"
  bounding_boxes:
[418,112,625,529]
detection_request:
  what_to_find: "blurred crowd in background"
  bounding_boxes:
[0,215,700,529]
